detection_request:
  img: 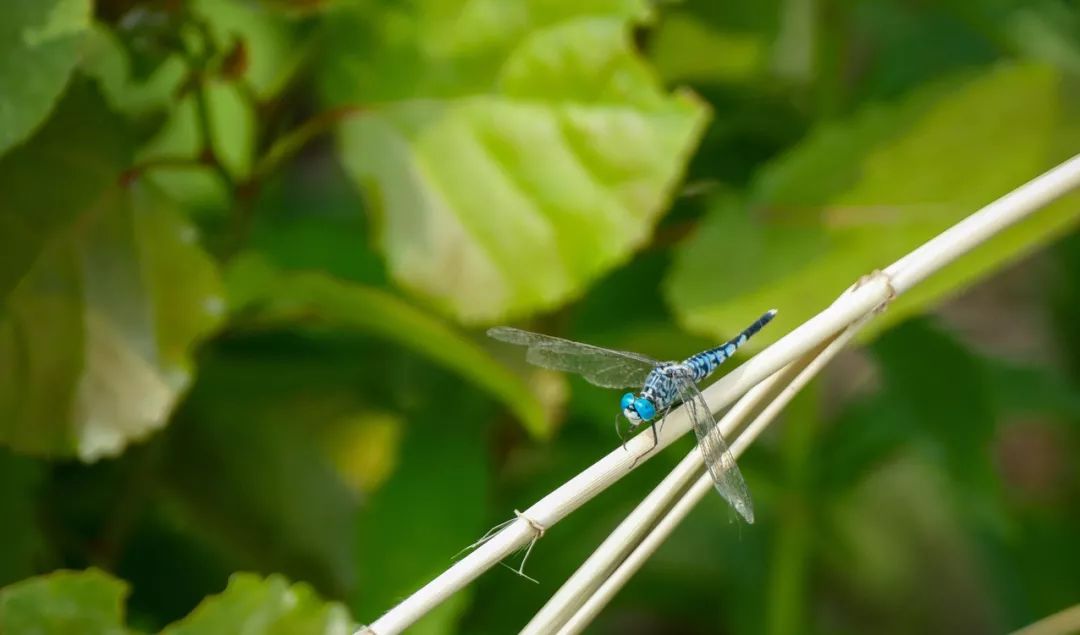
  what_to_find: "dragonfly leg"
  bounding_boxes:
[629,407,671,469]
[615,414,629,450]
[628,424,657,469]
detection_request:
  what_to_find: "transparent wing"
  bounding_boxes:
[487,327,658,389]
[675,378,754,523]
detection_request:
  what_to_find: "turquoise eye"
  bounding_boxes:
[634,398,656,421]
[620,393,635,410]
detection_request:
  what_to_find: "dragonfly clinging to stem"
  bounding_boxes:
[488,309,777,523]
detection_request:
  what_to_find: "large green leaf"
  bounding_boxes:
[0,0,92,157]
[0,80,133,303]
[0,569,129,635]
[226,253,551,437]
[161,573,353,635]
[0,177,224,460]
[323,1,709,323]
[666,64,1080,344]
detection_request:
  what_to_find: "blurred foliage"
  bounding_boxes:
[324,0,708,324]
[668,63,1080,344]
[0,0,1078,633]
[0,568,354,635]
[0,569,128,635]
[0,0,94,155]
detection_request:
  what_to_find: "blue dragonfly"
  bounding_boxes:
[488,310,777,523]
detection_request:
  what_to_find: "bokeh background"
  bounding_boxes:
[1,0,1079,633]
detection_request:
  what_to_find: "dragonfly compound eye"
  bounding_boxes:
[620,393,635,410]
[633,398,657,421]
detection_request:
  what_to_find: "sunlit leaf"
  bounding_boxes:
[226,253,551,437]
[323,2,708,323]
[160,573,353,635]
[0,176,225,460]
[0,569,129,635]
[0,0,92,157]
[667,64,1080,344]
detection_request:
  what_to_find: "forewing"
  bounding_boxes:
[676,379,755,523]
[487,327,657,388]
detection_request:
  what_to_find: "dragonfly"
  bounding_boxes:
[488,309,777,523]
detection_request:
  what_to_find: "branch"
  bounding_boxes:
[533,316,871,634]
[249,105,364,183]
[359,153,1080,635]
[1013,604,1080,635]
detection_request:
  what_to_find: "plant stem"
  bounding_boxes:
[119,155,213,185]
[550,323,867,635]
[1013,603,1080,635]
[250,105,364,183]
[360,153,1080,635]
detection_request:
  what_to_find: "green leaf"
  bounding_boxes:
[80,23,188,122]
[0,0,92,157]
[226,253,551,437]
[1,570,353,634]
[649,12,765,84]
[160,573,353,635]
[323,3,708,323]
[0,569,129,635]
[666,64,1080,344]
[0,181,225,460]
[0,80,133,303]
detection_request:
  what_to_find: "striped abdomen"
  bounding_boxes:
[685,309,777,382]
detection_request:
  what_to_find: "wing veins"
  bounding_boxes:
[489,327,657,388]
[676,378,754,523]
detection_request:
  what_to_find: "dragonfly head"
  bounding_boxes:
[620,393,657,425]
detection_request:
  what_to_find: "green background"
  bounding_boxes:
[1,0,1079,633]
